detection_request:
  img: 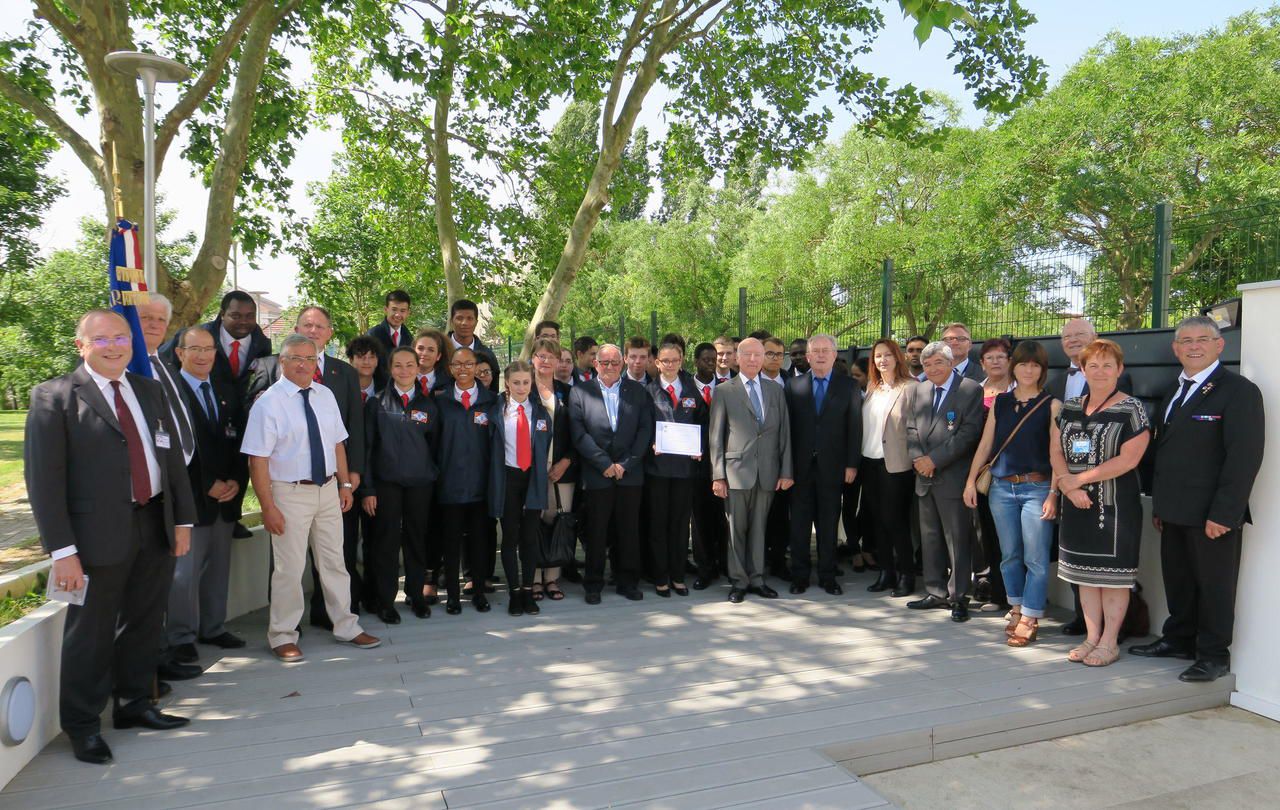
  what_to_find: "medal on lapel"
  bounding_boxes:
[946,410,956,431]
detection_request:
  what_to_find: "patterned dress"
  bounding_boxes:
[1056,394,1150,588]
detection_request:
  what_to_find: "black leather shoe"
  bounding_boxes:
[727,589,746,603]
[70,733,113,764]
[523,590,540,615]
[445,597,462,615]
[907,594,950,610]
[473,594,491,612]
[867,571,895,593]
[617,586,643,601]
[198,632,246,649]
[892,575,916,598]
[232,521,253,539]
[157,661,202,681]
[790,581,808,595]
[405,598,427,618]
[113,706,191,731]
[585,592,602,605]
[378,607,401,625]
[1129,637,1195,660]
[508,596,523,616]
[749,584,779,599]
[692,576,716,591]
[951,601,970,623]
[821,580,843,596]
[171,643,198,664]
[655,586,671,598]
[1178,660,1230,683]
[1061,618,1086,636]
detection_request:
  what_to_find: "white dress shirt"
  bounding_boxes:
[761,371,785,387]
[361,382,376,401]
[1165,360,1220,420]
[694,377,715,403]
[504,398,531,467]
[240,376,348,481]
[861,384,898,459]
[219,326,250,374]
[450,334,477,352]
[454,383,477,406]
[658,374,683,401]
[1064,361,1087,402]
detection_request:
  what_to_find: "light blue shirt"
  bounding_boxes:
[599,377,621,431]
[180,369,216,420]
[740,374,766,422]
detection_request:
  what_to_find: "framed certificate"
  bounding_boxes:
[654,421,702,457]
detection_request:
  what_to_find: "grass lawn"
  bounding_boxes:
[0,410,25,491]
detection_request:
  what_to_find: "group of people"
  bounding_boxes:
[24,287,1265,766]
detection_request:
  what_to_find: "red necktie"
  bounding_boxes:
[461,390,471,409]
[583,371,592,381]
[667,384,678,407]
[702,386,712,405]
[111,381,152,504]
[420,376,429,395]
[313,364,324,385]
[401,392,409,408]
[361,391,368,403]
[516,404,531,471]
[228,340,240,377]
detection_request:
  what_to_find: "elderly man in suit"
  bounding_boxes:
[1131,316,1265,682]
[569,343,653,603]
[904,341,984,622]
[710,337,794,603]
[786,334,862,595]
[26,309,197,765]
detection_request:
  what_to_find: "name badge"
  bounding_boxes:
[473,411,489,426]
[680,397,697,410]
[154,429,171,449]
[535,419,549,432]
[410,410,429,424]
[1071,437,1091,455]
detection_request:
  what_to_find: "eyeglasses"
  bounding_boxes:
[764,352,784,359]
[450,361,476,369]
[533,353,558,363]
[942,336,971,344]
[476,369,493,379]
[87,336,132,348]
[656,357,682,365]
[179,345,217,354]
[1175,336,1217,347]
[283,354,318,363]
[596,359,622,367]
[984,354,1009,362]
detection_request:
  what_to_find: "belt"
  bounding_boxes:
[287,475,334,486]
[1000,472,1049,484]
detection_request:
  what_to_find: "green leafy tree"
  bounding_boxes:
[0,98,63,305]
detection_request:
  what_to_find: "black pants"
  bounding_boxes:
[789,472,842,583]
[974,493,1007,604]
[584,485,643,592]
[691,474,727,580]
[371,481,434,609]
[1160,521,1242,663]
[860,458,914,577]
[61,500,173,735]
[310,505,374,621]
[442,501,490,600]
[500,467,540,590]
[841,477,868,556]
[765,489,790,572]
[646,474,693,586]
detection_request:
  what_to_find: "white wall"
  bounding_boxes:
[0,602,65,789]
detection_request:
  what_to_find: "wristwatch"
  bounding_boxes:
[340,482,353,489]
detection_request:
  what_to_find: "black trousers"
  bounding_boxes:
[789,471,843,583]
[860,458,914,577]
[691,474,727,580]
[841,477,869,556]
[1160,521,1242,663]
[765,489,790,572]
[61,500,173,736]
[583,485,643,592]
[442,501,490,599]
[646,474,693,586]
[500,467,540,589]
[310,505,373,621]
[370,481,434,609]
[974,493,1007,604]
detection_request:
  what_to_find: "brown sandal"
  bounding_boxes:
[1004,609,1023,637]
[1007,617,1038,648]
[1083,644,1120,667]
[1068,640,1097,663]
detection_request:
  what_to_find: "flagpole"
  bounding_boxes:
[104,52,191,293]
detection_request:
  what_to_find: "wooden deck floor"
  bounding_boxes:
[2,571,1232,809]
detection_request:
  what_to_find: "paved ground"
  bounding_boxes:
[864,706,1280,809]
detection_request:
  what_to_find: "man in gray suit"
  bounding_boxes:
[904,341,984,622]
[710,337,793,603]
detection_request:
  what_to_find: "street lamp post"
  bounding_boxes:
[104,51,191,292]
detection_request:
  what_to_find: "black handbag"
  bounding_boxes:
[539,484,577,568]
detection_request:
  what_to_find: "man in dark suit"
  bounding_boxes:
[1131,316,1265,682]
[161,290,272,539]
[247,306,366,628]
[367,289,414,355]
[904,341,984,622]
[571,335,599,385]
[940,322,985,383]
[786,334,863,595]
[448,298,500,392]
[568,343,653,603]
[26,309,197,765]
[787,338,809,377]
[167,326,246,666]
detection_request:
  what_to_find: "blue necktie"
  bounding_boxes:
[200,380,218,422]
[814,376,827,414]
[933,385,944,413]
[747,380,764,424]
[299,387,327,483]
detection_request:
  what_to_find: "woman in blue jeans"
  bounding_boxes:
[964,340,1060,647]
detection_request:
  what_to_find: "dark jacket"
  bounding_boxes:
[1046,367,1135,403]
[246,353,366,475]
[25,365,197,566]
[488,394,554,518]
[1150,365,1264,528]
[645,371,709,479]
[160,319,271,435]
[569,377,653,490]
[786,371,863,487]
[435,384,498,505]
[367,319,413,354]
[904,376,985,498]
[449,333,500,392]
[362,385,440,495]
[175,371,240,525]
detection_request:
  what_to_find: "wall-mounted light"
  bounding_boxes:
[0,676,35,746]
[1201,298,1241,331]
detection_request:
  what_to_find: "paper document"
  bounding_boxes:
[655,422,702,457]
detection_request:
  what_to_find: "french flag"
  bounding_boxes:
[107,219,153,378]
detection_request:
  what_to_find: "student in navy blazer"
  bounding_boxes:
[488,361,556,616]
[644,341,709,596]
[434,347,499,614]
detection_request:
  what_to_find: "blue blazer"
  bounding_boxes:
[488,394,553,518]
[434,385,498,505]
[645,371,709,479]
[568,377,653,489]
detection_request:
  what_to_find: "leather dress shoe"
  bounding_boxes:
[410,599,430,619]
[867,571,895,593]
[171,643,198,664]
[114,706,190,731]
[692,576,717,591]
[508,596,524,616]
[1129,638,1195,660]
[950,601,970,623]
[891,575,916,598]
[617,586,643,601]
[585,592,602,605]
[343,632,382,649]
[727,588,746,604]
[272,643,304,663]
[157,661,202,681]
[198,632,246,649]
[1061,618,1086,636]
[378,607,402,625]
[749,584,779,599]
[70,733,113,764]
[906,594,950,610]
[472,594,491,612]
[445,597,462,615]
[1179,660,1230,683]
[821,580,843,596]
[790,581,809,595]
[655,586,671,598]
[523,590,540,615]
[232,521,253,539]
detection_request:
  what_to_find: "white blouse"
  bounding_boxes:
[860,384,898,459]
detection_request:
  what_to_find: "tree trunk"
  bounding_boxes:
[433,0,464,310]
